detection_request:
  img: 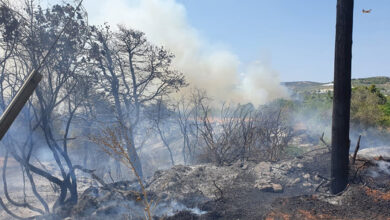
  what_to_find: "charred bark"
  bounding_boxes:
[331,0,354,194]
[0,70,42,141]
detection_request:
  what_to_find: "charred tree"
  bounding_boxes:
[331,0,354,194]
[89,25,186,178]
[0,2,90,218]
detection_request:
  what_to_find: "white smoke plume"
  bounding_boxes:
[61,0,288,105]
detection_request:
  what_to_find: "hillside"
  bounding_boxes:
[284,76,390,95]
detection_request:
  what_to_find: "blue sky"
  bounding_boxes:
[176,0,390,82]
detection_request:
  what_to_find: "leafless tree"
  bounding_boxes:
[145,97,176,166]
[0,4,20,110]
[88,24,186,178]
[173,89,209,164]
[0,1,90,218]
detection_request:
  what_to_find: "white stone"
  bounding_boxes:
[292,177,301,185]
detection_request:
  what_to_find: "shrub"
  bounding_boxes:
[197,102,294,165]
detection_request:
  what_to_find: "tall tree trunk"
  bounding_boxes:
[331,0,354,194]
[126,126,144,179]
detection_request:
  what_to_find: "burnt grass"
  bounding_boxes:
[267,185,390,220]
[167,152,390,220]
[167,172,289,220]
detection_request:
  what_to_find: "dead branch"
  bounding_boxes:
[0,197,37,220]
[319,132,331,151]
[213,180,224,202]
[90,125,153,219]
[73,165,108,187]
[2,151,45,215]
[352,161,370,181]
[317,174,330,181]
[74,165,141,199]
[352,135,361,165]
[301,146,329,157]
[315,180,327,192]
[32,155,58,193]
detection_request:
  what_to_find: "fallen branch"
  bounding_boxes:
[73,165,107,187]
[315,180,326,192]
[301,146,329,157]
[352,161,370,181]
[317,174,330,181]
[213,180,224,202]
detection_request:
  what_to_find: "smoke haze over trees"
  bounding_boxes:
[0,0,389,219]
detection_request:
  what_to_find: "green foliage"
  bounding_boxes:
[284,145,305,157]
[283,82,390,134]
[379,100,390,126]
[367,85,387,104]
[301,91,333,111]
[352,76,390,85]
[351,85,389,127]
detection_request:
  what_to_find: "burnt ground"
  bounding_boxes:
[266,185,390,220]
[2,145,389,220]
[166,153,390,220]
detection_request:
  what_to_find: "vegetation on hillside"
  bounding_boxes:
[351,85,389,127]
[352,76,390,85]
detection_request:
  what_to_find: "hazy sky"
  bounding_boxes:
[175,0,390,82]
[40,0,390,83]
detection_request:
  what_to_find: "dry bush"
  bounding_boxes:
[254,104,294,161]
[90,125,154,220]
[197,103,293,165]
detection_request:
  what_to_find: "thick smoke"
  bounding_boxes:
[84,0,289,105]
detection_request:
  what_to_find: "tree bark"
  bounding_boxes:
[331,0,354,194]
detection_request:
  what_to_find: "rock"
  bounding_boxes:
[297,163,304,168]
[271,184,284,193]
[255,183,284,193]
[303,182,312,187]
[303,173,310,180]
[253,162,272,173]
[147,164,238,200]
[291,177,301,185]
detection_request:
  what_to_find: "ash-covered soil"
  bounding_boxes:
[266,185,390,220]
[69,146,334,219]
[1,144,389,220]
[163,152,390,220]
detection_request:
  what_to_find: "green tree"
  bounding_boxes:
[351,86,385,127]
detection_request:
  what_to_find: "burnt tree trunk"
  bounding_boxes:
[331,0,354,194]
[0,70,42,141]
